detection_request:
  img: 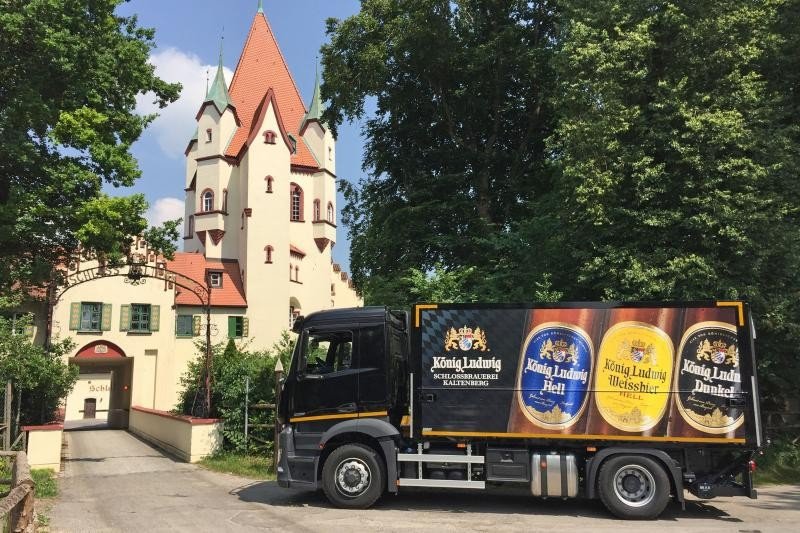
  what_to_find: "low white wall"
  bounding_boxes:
[24,425,63,472]
[128,406,222,463]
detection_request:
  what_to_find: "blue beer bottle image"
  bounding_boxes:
[508,308,599,435]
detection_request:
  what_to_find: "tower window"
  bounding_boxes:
[222,189,228,213]
[327,202,335,224]
[263,130,277,144]
[264,245,273,264]
[290,183,303,221]
[201,190,214,212]
[265,176,273,193]
[313,200,321,221]
[206,129,212,142]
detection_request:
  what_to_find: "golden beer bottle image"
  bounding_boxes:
[508,308,603,435]
[668,307,743,438]
[588,308,682,436]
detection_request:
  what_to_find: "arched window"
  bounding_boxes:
[327,202,335,224]
[265,176,273,193]
[264,245,273,264]
[201,190,214,212]
[290,183,303,221]
[289,264,293,280]
[313,200,321,221]
[222,189,228,213]
[295,265,299,282]
[187,215,195,237]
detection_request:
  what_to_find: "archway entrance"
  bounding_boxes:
[65,341,133,430]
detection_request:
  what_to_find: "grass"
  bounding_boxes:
[32,469,58,499]
[755,434,800,486]
[199,452,275,479]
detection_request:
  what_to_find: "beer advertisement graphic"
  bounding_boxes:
[516,322,593,430]
[674,321,743,434]
[418,305,746,441]
[593,321,675,432]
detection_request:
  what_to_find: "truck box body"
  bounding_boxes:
[412,303,759,446]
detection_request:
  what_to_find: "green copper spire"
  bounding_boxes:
[205,40,234,113]
[257,0,264,13]
[300,64,324,131]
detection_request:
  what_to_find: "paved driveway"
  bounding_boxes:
[51,430,800,532]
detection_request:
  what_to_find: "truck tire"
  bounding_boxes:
[598,455,671,519]
[322,443,385,509]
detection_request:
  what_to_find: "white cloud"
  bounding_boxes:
[147,197,185,237]
[136,47,233,158]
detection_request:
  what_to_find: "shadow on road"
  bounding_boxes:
[231,480,777,523]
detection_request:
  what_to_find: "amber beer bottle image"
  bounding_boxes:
[668,307,744,439]
[587,307,683,437]
[508,308,604,435]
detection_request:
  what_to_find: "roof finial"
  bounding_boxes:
[257,0,264,13]
[205,69,210,97]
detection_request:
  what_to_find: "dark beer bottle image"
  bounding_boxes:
[587,307,683,437]
[668,307,744,438]
[508,308,603,435]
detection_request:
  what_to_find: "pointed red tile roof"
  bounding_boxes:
[225,11,319,168]
[167,253,247,307]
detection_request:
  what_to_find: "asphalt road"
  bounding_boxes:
[50,430,799,532]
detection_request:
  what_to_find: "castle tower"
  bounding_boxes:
[181,2,360,346]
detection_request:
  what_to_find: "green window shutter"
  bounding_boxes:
[193,315,201,336]
[69,302,80,330]
[120,305,130,331]
[101,304,112,331]
[242,317,249,337]
[150,305,160,332]
[228,316,236,338]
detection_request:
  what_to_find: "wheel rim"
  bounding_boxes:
[335,458,371,498]
[613,464,656,507]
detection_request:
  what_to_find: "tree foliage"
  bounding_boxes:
[326,0,559,303]
[177,333,294,453]
[0,0,181,295]
[0,316,78,430]
[322,0,800,405]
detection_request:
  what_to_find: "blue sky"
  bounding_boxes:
[117,0,365,272]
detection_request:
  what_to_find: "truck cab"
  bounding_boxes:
[277,307,407,500]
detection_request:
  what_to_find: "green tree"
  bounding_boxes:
[325,0,560,304]
[0,0,181,297]
[551,0,800,404]
[0,316,78,432]
[177,334,294,453]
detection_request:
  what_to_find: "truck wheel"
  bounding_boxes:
[598,455,671,519]
[322,444,385,509]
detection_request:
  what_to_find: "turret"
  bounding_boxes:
[299,66,335,175]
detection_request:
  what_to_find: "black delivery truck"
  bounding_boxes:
[276,301,763,519]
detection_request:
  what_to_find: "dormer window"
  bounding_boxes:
[206,129,212,142]
[208,271,222,288]
[201,190,214,212]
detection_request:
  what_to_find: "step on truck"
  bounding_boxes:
[276,301,763,519]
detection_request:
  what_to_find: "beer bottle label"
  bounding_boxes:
[676,322,743,434]
[595,321,674,432]
[517,323,593,430]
